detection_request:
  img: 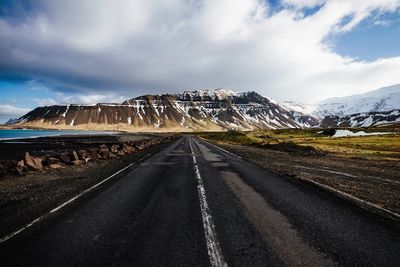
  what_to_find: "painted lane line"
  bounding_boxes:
[189,139,227,267]
[295,165,400,185]
[0,153,152,244]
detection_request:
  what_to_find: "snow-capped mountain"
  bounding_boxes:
[13,89,319,131]
[320,109,400,128]
[281,84,400,118]
[316,84,400,116]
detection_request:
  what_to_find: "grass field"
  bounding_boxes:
[197,125,400,161]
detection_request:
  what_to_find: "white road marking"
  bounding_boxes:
[0,153,152,244]
[189,138,227,267]
[295,165,357,178]
[295,165,400,185]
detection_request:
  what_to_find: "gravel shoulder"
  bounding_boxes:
[212,142,400,215]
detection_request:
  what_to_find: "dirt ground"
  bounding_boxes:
[214,142,400,215]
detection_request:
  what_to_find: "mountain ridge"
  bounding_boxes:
[11,89,319,132]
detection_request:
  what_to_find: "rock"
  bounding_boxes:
[15,166,29,176]
[17,160,25,167]
[24,152,43,171]
[135,143,144,150]
[100,151,110,159]
[33,158,43,170]
[117,150,125,156]
[110,144,119,153]
[99,145,110,159]
[70,150,79,161]
[59,152,71,164]
[88,149,98,161]
[77,150,88,160]
[122,144,135,154]
[99,144,108,149]
[49,163,62,169]
[46,157,60,165]
[72,160,84,166]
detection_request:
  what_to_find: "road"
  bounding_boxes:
[1,136,399,266]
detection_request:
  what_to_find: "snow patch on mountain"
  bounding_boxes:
[320,109,400,128]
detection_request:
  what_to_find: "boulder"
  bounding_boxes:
[110,144,119,153]
[15,166,29,176]
[49,163,62,169]
[46,157,60,165]
[134,143,143,150]
[117,150,125,157]
[122,144,135,154]
[72,160,84,166]
[70,150,79,161]
[88,149,98,161]
[77,150,88,160]
[59,153,71,164]
[17,160,25,167]
[99,145,110,159]
[24,152,43,171]
[33,158,43,170]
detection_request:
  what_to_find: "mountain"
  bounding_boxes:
[4,118,21,125]
[12,89,319,131]
[316,84,400,116]
[320,109,400,128]
[280,84,400,128]
[281,84,400,118]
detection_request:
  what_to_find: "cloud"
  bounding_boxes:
[0,104,31,122]
[33,93,126,106]
[282,0,326,9]
[0,0,400,103]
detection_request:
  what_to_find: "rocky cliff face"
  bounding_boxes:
[320,109,400,128]
[14,89,319,131]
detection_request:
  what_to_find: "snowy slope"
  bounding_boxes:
[281,101,329,119]
[316,84,400,116]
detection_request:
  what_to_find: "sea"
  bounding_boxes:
[0,129,114,140]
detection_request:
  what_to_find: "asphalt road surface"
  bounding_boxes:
[1,136,399,266]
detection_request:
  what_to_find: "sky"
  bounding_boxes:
[1,0,400,122]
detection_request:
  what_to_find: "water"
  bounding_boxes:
[0,129,115,140]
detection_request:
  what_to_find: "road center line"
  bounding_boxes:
[189,138,227,267]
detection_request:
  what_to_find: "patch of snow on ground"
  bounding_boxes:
[332,129,395,137]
